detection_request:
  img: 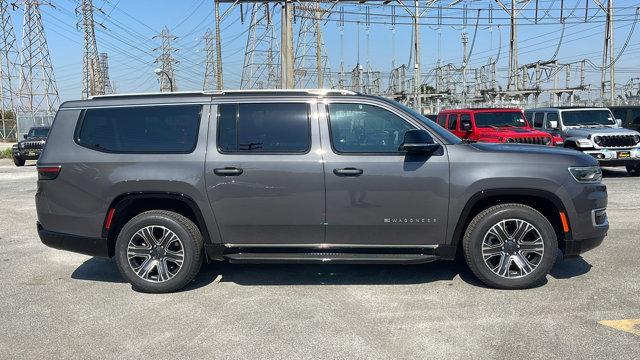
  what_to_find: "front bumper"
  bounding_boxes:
[561,234,606,258]
[582,148,640,166]
[37,222,110,257]
[13,148,42,160]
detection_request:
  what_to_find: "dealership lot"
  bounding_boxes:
[0,158,638,359]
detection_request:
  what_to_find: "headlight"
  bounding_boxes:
[568,166,602,183]
[592,136,602,146]
[542,137,551,145]
[576,139,593,148]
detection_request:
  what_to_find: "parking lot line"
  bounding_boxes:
[598,319,640,337]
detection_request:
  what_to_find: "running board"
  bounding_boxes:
[223,252,440,264]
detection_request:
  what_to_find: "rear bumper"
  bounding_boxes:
[37,222,110,257]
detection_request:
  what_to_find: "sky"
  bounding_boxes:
[5,0,640,103]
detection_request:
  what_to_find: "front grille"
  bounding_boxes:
[21,141,45,150]
[597,135,637,148]
[505,137,550,145]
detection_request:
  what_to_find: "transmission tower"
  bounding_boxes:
[241,3,280,89]
[0,0,19,139]
[294,2,331,88]
[153,27,178,92]
[16,0,60,136]
[99,53,113,94]
[203,30,218,91]
[78,0,104,98]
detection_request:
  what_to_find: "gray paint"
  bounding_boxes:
[37,93,607,252]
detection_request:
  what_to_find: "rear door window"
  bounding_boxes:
[448,114,458,130]
[76,105,202,153]
[533,113,544,128]
[436,114,446,127]
[217,103,310,153]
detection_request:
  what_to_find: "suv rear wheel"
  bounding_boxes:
[115,210,204,293]
[463,204,557,289]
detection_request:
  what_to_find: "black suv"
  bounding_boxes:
[12,126,50,166]
[36,90,607,293]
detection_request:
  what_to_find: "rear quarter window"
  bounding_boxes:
[76,105,202,153]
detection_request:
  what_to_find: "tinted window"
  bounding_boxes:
[217,103,310,153]
[475,111,527,128]
[77,105,201,153]
[524,111,533,122]
[611,109,627,123]
[448,114,458,130]
[436,114,446,127]
[533,113,544,128]
[630,109,640,126]
[328,103,414,153]
[546,112,558,127]
[460,114,472,130]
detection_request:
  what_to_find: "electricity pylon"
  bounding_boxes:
[99,53,113,94]
[203,30,218,91]
[16,0,60,136]
[293,2,331,88]
[0,0,19,139]
[241,3,279,89]
[78,0,104,98]
[153,27,178,92]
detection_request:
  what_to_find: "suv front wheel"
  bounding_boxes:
[463,204,557,289]
[626,164,640,176]
[115,210,204,293]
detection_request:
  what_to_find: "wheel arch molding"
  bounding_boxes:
[103,192,221,258]
[450,188,571,250]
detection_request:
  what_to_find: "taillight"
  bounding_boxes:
[37,166,61,180]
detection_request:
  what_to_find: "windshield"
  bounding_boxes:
[562,110,615,126]
[475,112,527,128]
[28,128,49,138]
[385,99,462,144]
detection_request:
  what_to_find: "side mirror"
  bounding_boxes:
[23,134,27,140]
[461,122,472,132]
[401,129,441,154]
[616,119,622,127]
[548,120,558,129]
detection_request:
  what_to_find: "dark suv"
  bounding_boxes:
[12,126,50,166]
[36,90,608,292]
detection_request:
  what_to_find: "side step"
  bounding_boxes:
[223,252,440,264]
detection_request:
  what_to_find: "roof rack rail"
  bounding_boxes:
[89,89,357,100]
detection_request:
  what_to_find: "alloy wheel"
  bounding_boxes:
[481,219,545,279]
[126,225,185,283]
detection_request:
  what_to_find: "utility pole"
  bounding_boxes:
[16,0,60,137]
[77,0,104,98]
[99,53,113,94]
[152,27,178,92]
[214,0,223,90]
[413,0,421,110]
[280,0,294,88]
[0,0,19,140]
[495,0,519,91]
[241,3,279,89]
[599,0,615,104]
[203,30,218,91]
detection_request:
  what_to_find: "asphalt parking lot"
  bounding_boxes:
[0,158,638,359]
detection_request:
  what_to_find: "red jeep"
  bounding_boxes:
[436,108,560,146]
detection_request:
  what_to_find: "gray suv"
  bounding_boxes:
[36,90,608,292]
[526,107,640,175]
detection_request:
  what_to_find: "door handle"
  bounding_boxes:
[213,167,243,176]
[333,167,363,176]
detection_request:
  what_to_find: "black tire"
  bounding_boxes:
[115,210,204,293]
[462,203,557,289]
[626,164,640,176]
[13,157,25,167]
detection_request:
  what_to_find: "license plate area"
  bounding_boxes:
[617,151,630,159]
